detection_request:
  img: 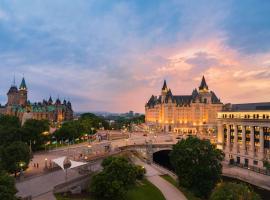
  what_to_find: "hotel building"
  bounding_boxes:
[145,76,223,134]
[217,103,270,169]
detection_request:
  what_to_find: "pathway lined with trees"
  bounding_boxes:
[133,156,187,200]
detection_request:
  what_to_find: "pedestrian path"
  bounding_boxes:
[133,158,187,200]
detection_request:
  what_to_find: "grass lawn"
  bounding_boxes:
[126,179,165,200]
[160,174,201,200]
[55,179,165,200]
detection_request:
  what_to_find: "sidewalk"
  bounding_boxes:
[133,157,187,200]
[223,164,270,190]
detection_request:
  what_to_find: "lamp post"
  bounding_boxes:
[19,162,24,181]
[125,138,129,146]
[45,158,48,169]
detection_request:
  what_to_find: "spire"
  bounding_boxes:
[162,80,168,91]
[12,74,16,86]
[48,96,53,104]
[19,77,27,90]
[199,76,208,91]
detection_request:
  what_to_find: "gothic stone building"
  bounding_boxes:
[0,77,73,124]
[145,76,223,134]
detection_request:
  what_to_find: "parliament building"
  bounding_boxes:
[145,76,223,134]
[0,77,73,124]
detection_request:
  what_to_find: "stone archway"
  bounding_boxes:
[152,150,173,170]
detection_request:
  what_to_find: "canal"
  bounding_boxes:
[153,150,270,200]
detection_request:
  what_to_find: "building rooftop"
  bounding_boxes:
[230,102,270,111]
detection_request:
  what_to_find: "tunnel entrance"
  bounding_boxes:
[153,150,174,171]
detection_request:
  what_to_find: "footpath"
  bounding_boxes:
[133,157,187,200]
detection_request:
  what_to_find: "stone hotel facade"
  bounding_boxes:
[145,76,223,134]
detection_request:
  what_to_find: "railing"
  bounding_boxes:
[229,162,270,176]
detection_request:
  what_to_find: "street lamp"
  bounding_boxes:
[45,158,48,169]
[19,161,25,180]
[125,138,129,146]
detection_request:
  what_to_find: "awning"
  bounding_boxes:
[52,156,66,170]
[70,160,87,169]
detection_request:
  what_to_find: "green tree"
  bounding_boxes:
[210,182,261,200]
[90,156,139,200]
[0,141,31,176]
[0,115,21,128]
[22,119,49,150]
[0,171,17,200]
[170,137,224,197]
[0,115,22,146]
[263,160,270,170]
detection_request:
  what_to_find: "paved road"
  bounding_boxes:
[16,162,102,200]
[133,157,187,200]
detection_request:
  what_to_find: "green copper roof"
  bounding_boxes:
[19,77,27,90]
[13,104,66,113]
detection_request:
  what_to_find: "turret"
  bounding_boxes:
[48,96,53,105]
[198,76,209,92]
[55,98,61,105]
[19,77,28,106]
[161,80,169,102]
[7,77,19,106]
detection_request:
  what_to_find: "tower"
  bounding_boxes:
[161,80,168,102]
[198,76,209,92]
[19,77,28,106]
[198,76,211,104]
[7,77,19,106]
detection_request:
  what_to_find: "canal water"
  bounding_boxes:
[153,150,270,200]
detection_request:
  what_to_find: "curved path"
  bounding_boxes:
[133,157,187,200]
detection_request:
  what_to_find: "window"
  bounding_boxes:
[253,160,258,165]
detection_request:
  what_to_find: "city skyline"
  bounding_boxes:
[1,1,270,112]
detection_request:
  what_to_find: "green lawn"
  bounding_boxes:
[160,174,201,200]
[55,179,165,200]
[126,179,165,200]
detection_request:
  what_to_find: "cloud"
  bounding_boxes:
[0,1,270,112]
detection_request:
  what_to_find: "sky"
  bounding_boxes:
[0,0,270,113]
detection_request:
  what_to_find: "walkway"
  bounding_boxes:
[133,157,187,200]
[223,164,270,191]
[16,162,102,200]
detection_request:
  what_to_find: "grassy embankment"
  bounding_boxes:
[160,174,201,200]
[55,178,165,200]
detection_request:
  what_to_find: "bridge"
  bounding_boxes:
[118,142,174,163]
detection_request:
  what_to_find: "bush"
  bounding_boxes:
[89,156,143,200]
[0,171,17,200]
[210,182,261,200]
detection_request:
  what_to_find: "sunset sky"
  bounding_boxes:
[0,0,270,113]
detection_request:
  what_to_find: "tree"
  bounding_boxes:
[22,119,49,150]
[170,137,224,197]
[0,115,21,128]
[53,112,110,142]
[210,182,261,200]
[0,141,31,176]
[90,156,140,200]
[0,170,17,200]
[263,160,270,170]
[0,115,22,146]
